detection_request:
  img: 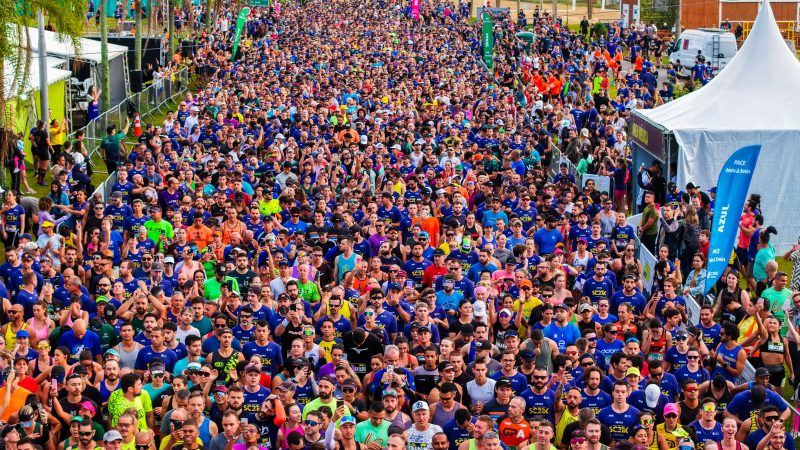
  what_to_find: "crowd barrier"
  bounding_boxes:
[70,66,190,188]
[626,214,762,389]
[72,67,190,202]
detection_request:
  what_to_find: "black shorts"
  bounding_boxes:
[735,247,750,269]
[35,147,51,161]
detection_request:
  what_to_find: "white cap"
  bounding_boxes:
[360,135,368,145]
[473,300,487,317]
[412,401,429,412]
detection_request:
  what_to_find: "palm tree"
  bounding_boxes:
[134,0,143,72]
[0,0,87,176]
[99,0,111,110]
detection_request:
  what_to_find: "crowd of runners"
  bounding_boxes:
[3,2,798,450]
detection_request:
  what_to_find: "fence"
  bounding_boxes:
[71,65,190,174]
[69,66,190,201]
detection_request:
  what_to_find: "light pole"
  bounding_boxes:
[38,9,49,128]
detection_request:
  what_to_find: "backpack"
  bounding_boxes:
[683,221,701,250]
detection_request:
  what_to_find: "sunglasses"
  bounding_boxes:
[665,414,678,419]
[702,404,716,413]
[764,416,782,422]
[641,418,654,425]
[79,431,94,436]
[533,375,548,380]
[571,438,586,445]
[687,355,700,360]
[304,420,318,426]
[136,446,150,450]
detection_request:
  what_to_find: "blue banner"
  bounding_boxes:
[704,145,762,294]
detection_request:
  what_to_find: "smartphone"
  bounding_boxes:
[387,364,394,373]
[655,203,661,211]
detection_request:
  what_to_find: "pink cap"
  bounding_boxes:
[664,403,679,417]
[475,286,488,294]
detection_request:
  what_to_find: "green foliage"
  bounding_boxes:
[639,0,676,30]
[591,21,608,38]
[1,0,87,159]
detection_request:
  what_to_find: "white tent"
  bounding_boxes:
[19,27,130,108]
[634,0,800,251]
[2,58,71,99]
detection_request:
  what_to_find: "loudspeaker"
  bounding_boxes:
[130,69,143,93]
[181,40,196,58]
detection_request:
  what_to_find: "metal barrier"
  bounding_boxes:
[625,214,757,384]
[71,66,190,178]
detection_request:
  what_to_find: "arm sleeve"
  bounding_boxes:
[324,421,337,450]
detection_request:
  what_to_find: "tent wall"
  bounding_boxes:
[8,80,66,155]
[674,129,800,252]
[109,56,128,107]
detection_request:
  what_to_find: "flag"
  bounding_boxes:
[231,7,251,61]
[704,145,762,293]
[481,12,494,70]
[411,0,420,19]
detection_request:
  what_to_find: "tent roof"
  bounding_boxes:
[19,27,127,64]
[3,58,71,99]
[636,0,800,131]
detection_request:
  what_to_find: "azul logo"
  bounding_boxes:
[716,205,729,233]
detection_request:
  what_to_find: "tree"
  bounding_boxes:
[99,0,111,110]
[0,0,87,175]
[135,0,143,71]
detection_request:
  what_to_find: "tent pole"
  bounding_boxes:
[664,133,672,184]
[38,10,50,129]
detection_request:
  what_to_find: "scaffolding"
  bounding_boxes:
[738,20,796,44]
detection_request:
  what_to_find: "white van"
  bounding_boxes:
[669,28,738,70]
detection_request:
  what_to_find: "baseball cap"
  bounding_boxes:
[626,367,641,378]
[579,304,592,313]
[18,405,34,421]
[214,385,229,394]
[473,300,487,317]
[16,330,29,339]
[664,403,680,417]
[412,401,429,412]
[103,430,124,442]
[382,389,398,397]
[755,367,770,378]
[340,416,357,426]
[495,377,513,389]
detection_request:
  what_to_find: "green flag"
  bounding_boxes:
[481,12,494,70]
[231,7,251,61]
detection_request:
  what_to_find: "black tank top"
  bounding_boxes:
[711,386,731,422]
[759,338,785,356]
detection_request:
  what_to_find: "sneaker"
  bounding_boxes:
[13,168,19,173]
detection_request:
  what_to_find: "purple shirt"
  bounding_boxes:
[368,234,388,254]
